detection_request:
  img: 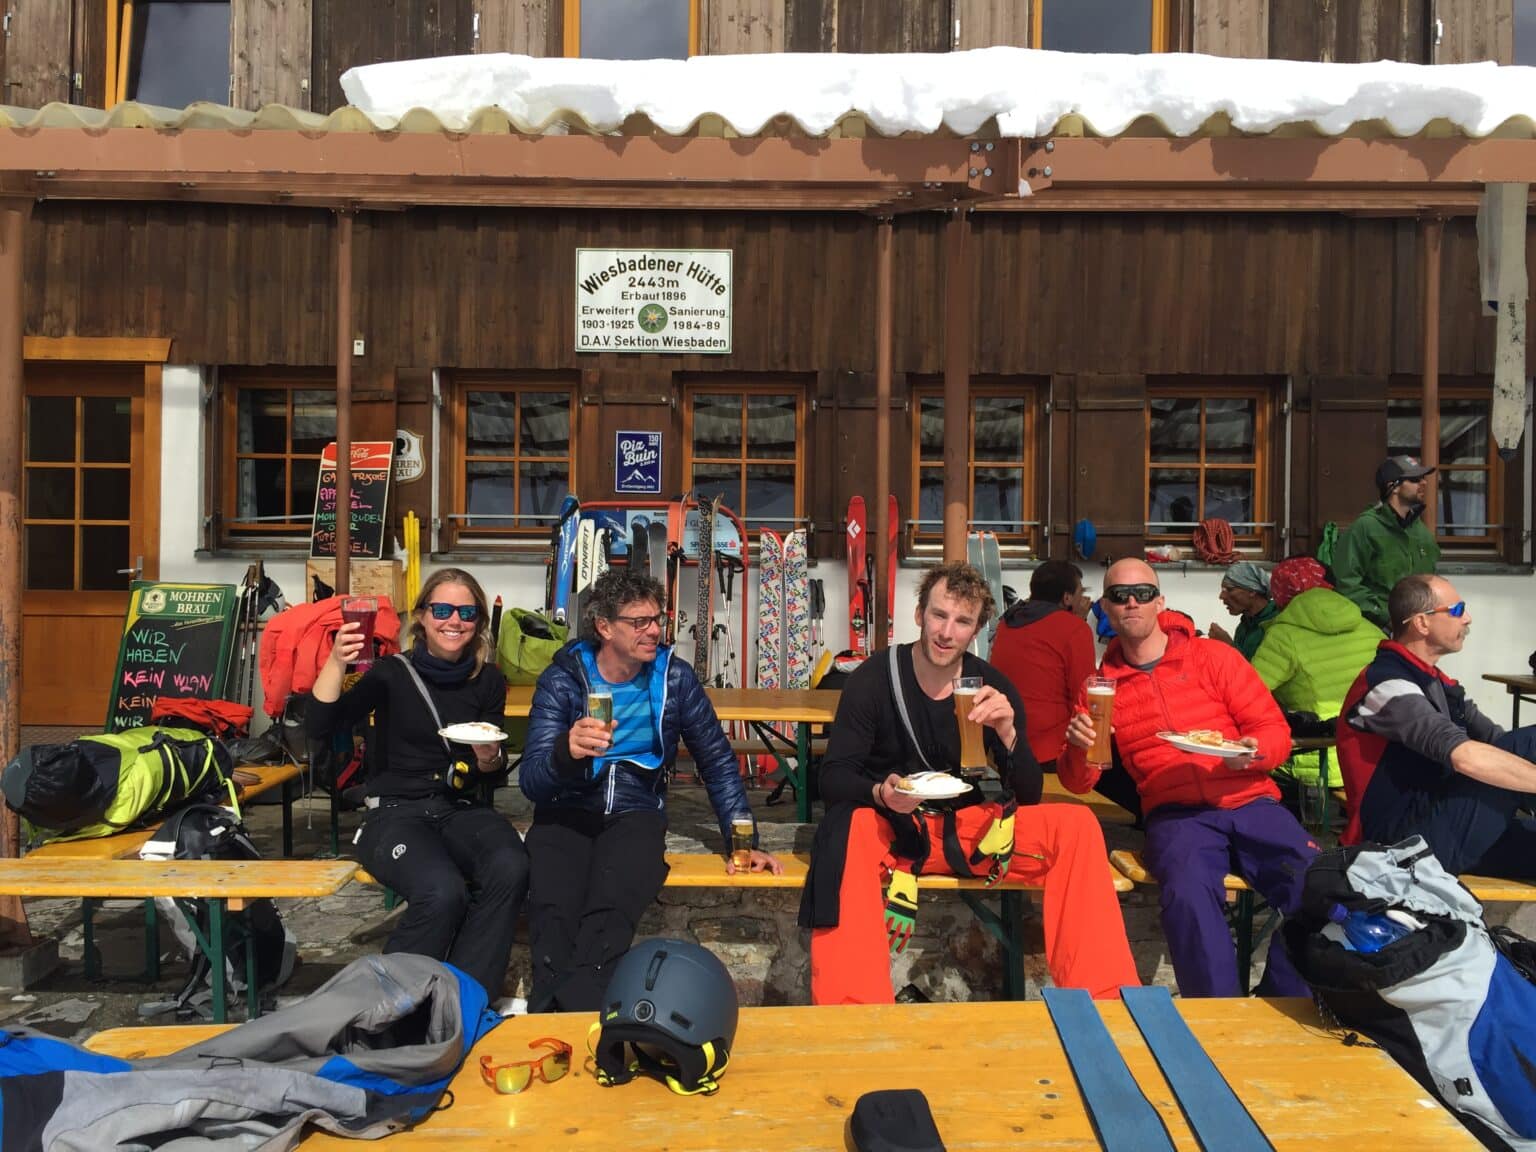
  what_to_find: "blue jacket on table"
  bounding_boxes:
[519,640,754,852]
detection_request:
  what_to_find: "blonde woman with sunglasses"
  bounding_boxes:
[310,567,529,999]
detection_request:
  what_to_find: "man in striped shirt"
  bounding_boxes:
[1338,574,1536,876]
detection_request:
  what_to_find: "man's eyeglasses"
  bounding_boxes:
[480,1037,572,1094]
[1420,601,1467,619]
[427,602,480,622]
[1104,583,1161,606]
[612,612,666,631]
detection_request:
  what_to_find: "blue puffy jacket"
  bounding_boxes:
[519,641,754,851]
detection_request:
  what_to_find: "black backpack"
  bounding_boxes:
[139,804,296,1020]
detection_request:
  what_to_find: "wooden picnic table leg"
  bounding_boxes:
[245,923,259,1020]
[144,898,159,982]
[208,899,228,1025]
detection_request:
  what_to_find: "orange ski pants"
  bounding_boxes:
[810,802,1139,1003]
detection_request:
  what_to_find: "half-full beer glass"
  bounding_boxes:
[953,676,986,770]
[1084,676,1116,768]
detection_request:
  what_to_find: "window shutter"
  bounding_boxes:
[1308,376,1387,536]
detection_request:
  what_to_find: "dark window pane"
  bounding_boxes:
[238,389,288,455]
[235,458,289,525]
[1041,0,1153,52]
[1205,472,1255,525]
[691,463,740,511]
[974,396,1025,462]
[25,468,74,520]
[1204,398,1255,463]
[580,0,690,59]
[81,525,130,591]
[291,391,336,458]
[745,394,797,461]
[744,464,795,527]
[1149,468,1199,526]
[519,462,569,521]
[974,467,1023,529]
[1441,399,1489,464]
[133,1,231,108]
[520,393,571,456]
[26,396,75,463]
[918,466,944,528]
[1519,0,1536,67]
[466,460,515,529]
[467,391,517,456]
[81,396,132,463]
[1437,469,1489,536]
[26,524,74,590]
[83,468,131,521]
[1149,397,1199,462]
[692,395,741,456]
[291,458,320,521]
[1387,401,1423,457]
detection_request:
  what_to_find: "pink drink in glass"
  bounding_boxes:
[340,596,379,673]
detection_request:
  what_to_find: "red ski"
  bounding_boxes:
[847,495,868,656]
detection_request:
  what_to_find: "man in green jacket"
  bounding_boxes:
[1334,455,1440,630]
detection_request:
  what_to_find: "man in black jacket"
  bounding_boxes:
[804,563,1138,1004]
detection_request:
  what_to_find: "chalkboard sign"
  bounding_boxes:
[106,581,240,732]
[310,441,393,560]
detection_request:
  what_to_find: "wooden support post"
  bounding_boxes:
[873,217,893,650]
[1420,216,1443,532]
[334,210,354,594]
[0,198,36,944]
[942,209,972,562]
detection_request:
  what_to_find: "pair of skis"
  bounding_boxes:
[1043,985,1273,1152]
[755,529,812,692]
[966,530,1004,658]
[846,495,898,656]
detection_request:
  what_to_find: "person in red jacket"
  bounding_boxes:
[1061,558,1318,998]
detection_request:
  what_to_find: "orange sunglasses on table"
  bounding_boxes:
[480,1037,573,1094]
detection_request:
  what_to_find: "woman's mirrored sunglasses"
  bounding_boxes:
[1104,583,1161,606]
[427,602,480,622]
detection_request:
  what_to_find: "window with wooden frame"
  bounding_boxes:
[563,0,699,59]
[912,383,1040,552]
[1387,384,1506,551]
[1146,384,1274,551]
[1033,0,1171,52]
[1519,0,1536,66]
[218,371,336,546]
[114,1,232,108]
[450,379,577,546]
[683,383,805,534]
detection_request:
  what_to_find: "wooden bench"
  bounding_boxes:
[0,857,356,1023]
[357,850,1133,1001]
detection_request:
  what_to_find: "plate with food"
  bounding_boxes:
[1156,730,1254,758]
[893,772,975,800]
[438,721,509,744]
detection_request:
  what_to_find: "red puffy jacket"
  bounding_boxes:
[1059,611,1289,814]
[258,597,402,717]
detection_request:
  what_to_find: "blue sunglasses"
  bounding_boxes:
[1421,601,1466,619]
[427,602,479,622]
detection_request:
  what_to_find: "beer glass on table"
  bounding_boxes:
[953,676,987,774]
[1084,676,1116,768]
[340,596,379,673]
[730,817,755,870]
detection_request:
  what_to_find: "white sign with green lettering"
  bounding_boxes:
[575,248,732,354]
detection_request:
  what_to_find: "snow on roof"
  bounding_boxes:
[339,48,1536,140]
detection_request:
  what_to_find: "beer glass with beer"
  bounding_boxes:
[730,817,755,870]
[953,676,987,772]
[1084,676,1116,768]
[586,688,613,726]
[339,596,379,674]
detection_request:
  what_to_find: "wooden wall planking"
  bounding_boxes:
[311,0,475,114]
[475,0,562,55]
[835,0,950,51]
[700,0,786,53]
[784,0,836,49]
[3,0,73,109]
[232,0,313,110]
[1434,0,1514,61]
[954,0,1030,49]
[70,0,106,108]
[1269,0,1429,62]
[1191,0,1267,57]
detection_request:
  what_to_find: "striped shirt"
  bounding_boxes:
[580,648,658,763]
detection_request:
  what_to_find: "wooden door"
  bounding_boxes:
[21,365,162,726]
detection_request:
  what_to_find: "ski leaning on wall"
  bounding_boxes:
[965,530,1004,658]
[782,529,812,688]
[551,495,580,626]
[692,496,719,680]
[846,495,868,657]
[756,530,784,692]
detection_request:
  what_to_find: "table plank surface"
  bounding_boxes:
[663,850,1132,893]
[1482,673,1536,694]
[85,998,1476,1150]
[508,685,842,724]
[0,859,357,899]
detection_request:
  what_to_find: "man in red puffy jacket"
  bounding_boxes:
[1061,558,1318,997]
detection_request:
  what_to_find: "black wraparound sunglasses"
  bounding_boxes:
[1104,583,1161,606]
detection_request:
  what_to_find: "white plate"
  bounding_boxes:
[1156,731,1252,759]
[438,722,509,744]
[894,772,975,800]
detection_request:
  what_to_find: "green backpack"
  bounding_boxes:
[496,608,568,687]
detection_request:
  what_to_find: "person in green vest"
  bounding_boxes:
[1252,556,1382,791]
[1334,455,1440,630]
[1207,560,1276,661]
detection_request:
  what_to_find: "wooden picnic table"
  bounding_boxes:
[85,998,1480,1150]
[1481,673,1536,729]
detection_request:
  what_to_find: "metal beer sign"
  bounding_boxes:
[575,248,732,354]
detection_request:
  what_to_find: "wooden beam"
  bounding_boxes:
[1421,216,1444,532]
[943,209,972,563]
[334,210,353,593]
[873,216,893,651]
[22,336,172,362]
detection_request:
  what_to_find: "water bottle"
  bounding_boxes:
[1338,910,1414,953]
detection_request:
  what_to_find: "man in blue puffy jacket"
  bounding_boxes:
[520,568,781,1011]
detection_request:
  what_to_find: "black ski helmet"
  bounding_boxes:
[591,938,738,1095]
